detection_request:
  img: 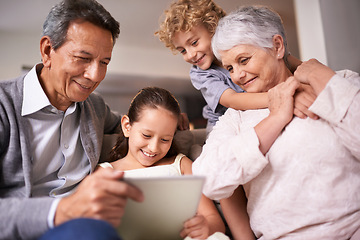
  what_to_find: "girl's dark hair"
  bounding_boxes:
[109,87,181,162]
[43,0,120,50]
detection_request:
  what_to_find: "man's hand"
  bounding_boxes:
[54,168,143,227]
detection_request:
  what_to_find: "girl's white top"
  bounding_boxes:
[99,153,184,177]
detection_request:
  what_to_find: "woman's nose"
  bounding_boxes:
[232,68,246,84]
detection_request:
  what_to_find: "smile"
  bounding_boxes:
[243,77,257,87]
[193,55,205,64]
[74,80,92,89]
[142,150,156,157]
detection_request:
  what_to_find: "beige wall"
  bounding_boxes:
[294,0,360,72]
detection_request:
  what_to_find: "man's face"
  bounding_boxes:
[43,21,114,110]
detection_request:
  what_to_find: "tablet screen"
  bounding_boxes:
[117,175,205,240]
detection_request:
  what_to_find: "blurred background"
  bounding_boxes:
[0,0,359,128]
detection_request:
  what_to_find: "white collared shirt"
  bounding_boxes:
[22,64,90,198]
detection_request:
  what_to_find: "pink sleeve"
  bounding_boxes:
[192,109,267,200]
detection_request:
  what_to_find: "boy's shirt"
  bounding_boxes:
[190,63,244,129]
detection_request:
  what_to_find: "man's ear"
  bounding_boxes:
[40,36,53,68]
[272,34,286,59]
[121,115,131,137]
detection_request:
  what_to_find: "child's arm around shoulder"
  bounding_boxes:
[179,156,226,239]
[220,85,319,120]
[220,88,268,110]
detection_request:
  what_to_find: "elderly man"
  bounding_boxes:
[0,0,143,239]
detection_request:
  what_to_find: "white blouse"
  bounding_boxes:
[99,153,184,177]
[192,70,360,239]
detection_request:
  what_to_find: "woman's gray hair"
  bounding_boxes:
[43,0,120,50]
[212,5,288,61]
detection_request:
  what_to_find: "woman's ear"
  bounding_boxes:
[121,115,131,137]
[272,34,285,59]
[40,36,53,68]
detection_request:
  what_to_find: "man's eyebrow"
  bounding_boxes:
[79,50,92,55]
[79,50,111,61]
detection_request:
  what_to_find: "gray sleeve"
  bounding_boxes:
[0,197,54,239]
[190,67,232,112]
[90,91,121,134]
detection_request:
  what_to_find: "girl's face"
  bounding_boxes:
[220,44,284,93]
[122,107,178,167]
[171,24,218,70]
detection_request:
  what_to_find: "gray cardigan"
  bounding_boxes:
[0,74,121,239]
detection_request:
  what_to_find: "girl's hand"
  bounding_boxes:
[293,83,319,119]
[180,214,210,239]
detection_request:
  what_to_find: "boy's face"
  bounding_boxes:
[172,24,215,70]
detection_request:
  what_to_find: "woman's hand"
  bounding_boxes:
[268,76,300,125]
[256,77,300,154]
[180,214,210,240]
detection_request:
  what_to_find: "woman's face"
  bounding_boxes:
[220,44,283,93]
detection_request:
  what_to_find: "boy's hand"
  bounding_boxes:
[293,83,319,120]
[180,214,210,240]
[294,59,335,95]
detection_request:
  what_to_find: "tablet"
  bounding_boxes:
[117,175,205,240]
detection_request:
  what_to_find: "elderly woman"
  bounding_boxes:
[192,5,360,240]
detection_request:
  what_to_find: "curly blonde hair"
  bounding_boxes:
[155,0,226,53]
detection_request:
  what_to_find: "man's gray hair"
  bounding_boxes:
[43,0,120,50]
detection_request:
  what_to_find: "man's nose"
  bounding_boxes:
[84,62,103,82]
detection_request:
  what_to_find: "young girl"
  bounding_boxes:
[99,87,226,240]
[155,0,314,135]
